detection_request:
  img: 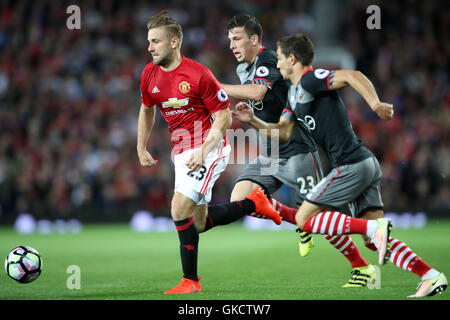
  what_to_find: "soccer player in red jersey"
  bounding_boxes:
[137,11,280,295]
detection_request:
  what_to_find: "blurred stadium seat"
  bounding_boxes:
[0,0,448,223]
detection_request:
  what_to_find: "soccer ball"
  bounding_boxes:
[5,246,42,283]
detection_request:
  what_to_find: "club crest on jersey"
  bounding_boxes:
[256,66,269,77]
[178,81,191,94]
[217,89,228,102]
[314,69,330,79]
[162,97,189,109]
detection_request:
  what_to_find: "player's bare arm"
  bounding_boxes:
[331,70,394,120]
[137,103,158,167]
[185,107,232,171]
[221,83,268,101]
[232,101,295,143]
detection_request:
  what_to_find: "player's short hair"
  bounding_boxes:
[147,10,183,47]
[277,33,314,66]
[226,14,263,43]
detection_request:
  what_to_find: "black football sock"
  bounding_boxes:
[204,199,256,231]
[174,217,199,282]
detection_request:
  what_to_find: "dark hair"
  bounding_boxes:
[277,33,314,66]
[147,10,183,46]
[226,14,263,43]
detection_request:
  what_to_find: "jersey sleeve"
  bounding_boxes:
[140,66,154,107]
[281,103,296,122]
[199,68,230,113]
[252,53,281,89]
[301,68,336,96]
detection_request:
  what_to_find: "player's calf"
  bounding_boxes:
[300,211,392,265]
[294,201,323,228]
[202,199,256,232]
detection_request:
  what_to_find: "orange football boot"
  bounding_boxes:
[246,189,282,225]
[164,277,201,294]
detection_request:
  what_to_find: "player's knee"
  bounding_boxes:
[193,215,207,233]
[295,213,308,228]
[171,193,196,221]
[360,209,384,220]
[170,202,189,221]
[230,193,245,202]
[170,208,183,221]
[295,203,322,228]
[230,188,247,202]
[195,222,205,233]
[230,181,256,202]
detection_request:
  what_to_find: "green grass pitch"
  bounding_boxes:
[1,220,449,300]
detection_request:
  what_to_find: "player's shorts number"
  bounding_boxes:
[187,166,207,181]
[297,176,315,194]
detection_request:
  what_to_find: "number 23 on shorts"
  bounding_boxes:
[297,175,315,194]
[187,165,207,181]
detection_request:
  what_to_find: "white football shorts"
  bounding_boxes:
[174,141,231,205]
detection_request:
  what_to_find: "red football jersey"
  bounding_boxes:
[140,56,229,154]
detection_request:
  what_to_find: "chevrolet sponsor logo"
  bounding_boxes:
[162,98,189,109]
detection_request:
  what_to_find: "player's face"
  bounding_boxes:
[147,27,174,67]
[228,27,254,63]
[276,47,293,80]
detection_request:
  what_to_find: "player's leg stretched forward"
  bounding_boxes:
[192,180,282,233]
[267,195,377,287]
[295,203,447,296]
[295,201,392,266]
[360,209,447,298]
[269,198,373,287]
[271,199,370,277]
[229,180,299,223]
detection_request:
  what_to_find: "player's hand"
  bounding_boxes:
[138,150,158,167]
[231,101,254,123]
[186,148,205,171]
[373,102,394,120]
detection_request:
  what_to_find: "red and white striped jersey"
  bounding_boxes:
[140,55,229,154]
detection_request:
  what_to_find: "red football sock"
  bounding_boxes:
[272,203,369,267]
[325,235,369,268]
[302,211,368,235]
[366,237,432,277]
[270,198,297,225]
[388,237,432,277]
[365,240,377,252]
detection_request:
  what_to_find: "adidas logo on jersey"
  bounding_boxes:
[152,86,160,93]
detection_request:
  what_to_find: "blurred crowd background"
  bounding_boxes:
[0,0,448,223]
